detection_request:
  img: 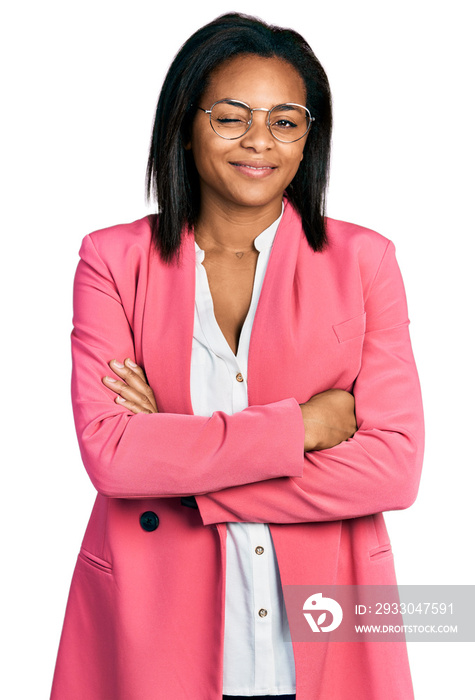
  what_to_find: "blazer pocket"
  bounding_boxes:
[369,543,393,561]
[78,547,113,574]
[332,313,366,343]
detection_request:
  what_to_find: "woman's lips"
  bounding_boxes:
[230,161,277,178]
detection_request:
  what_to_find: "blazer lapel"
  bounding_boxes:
[247,201,306,406]
[142,228,196,415]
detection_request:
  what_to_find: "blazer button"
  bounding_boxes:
[140,511,159,532]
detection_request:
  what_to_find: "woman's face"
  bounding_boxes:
[188,54,309,217]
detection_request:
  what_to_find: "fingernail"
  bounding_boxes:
[112,360,124,368]
[104,376,117,382]
[115,396,126,403]
[126,358,137,367]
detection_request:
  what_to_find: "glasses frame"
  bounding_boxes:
[197,99,315,143]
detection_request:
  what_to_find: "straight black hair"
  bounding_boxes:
[146,12,332,262]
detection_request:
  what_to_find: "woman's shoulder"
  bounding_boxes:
[323,216,396,277]
[313,215,409,310]
[284,202,392,264]
[325,216,391,255]
[80,215,153,266]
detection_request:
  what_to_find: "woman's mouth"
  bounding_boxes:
[229,161,277,178]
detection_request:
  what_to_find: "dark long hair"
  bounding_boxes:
[146,12,332,262]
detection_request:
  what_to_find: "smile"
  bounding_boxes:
[230,161,277,178]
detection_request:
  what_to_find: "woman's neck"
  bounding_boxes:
[194,197,283,254]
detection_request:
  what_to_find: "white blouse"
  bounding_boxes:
[190,206,296,696]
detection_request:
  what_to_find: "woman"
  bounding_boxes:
[51,12,424,700]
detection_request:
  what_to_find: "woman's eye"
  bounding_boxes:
[273,119,297,129]
[217,117,247,124]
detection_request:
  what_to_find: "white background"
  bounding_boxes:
[2,1,474,698]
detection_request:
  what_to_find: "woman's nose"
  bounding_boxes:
[240,111,274,150]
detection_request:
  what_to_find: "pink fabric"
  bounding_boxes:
[51,202,424,699]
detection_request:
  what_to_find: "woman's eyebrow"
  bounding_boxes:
[215,100,302,111]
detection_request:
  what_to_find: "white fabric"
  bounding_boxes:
[190,207,296,696]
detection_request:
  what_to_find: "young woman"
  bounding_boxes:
[51,13,424,700]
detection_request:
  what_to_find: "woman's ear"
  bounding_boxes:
[183,128,192,151]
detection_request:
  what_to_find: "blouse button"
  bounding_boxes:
[236,372,244,382]
[258,608,268,618]
[255,546,264,555]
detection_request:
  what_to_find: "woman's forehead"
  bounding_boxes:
[202,54,307,106]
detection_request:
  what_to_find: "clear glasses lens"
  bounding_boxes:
[268,104,311,142]
[209,100,311,142]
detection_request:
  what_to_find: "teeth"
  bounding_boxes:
[235,164,271,169]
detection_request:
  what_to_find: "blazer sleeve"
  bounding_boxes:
[70,233,305,498]
[195,240,425,524]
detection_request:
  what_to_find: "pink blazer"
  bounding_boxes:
[51,201,424,699]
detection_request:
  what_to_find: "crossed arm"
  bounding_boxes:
[102,360,357,453]
[72,233,423,522]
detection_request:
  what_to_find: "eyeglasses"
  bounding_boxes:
[197,99,314,143]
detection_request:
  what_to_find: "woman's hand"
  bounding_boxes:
[102,358,158,414]
[300,389,356,452]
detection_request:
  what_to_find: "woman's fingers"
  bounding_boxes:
[102,375,154,413]
[122,357,147,381]
[102,358,158,413]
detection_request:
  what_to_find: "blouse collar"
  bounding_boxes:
[194,201,285,261]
